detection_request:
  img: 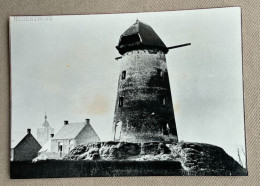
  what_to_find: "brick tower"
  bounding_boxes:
[113,20,189,143]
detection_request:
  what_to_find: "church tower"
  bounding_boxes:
[113,20,189,143]
[37,113,54,146]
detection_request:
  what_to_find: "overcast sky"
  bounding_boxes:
[10,7,246,165]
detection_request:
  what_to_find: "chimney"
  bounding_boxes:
[85,119,90,124]
[64,120,69,125]
[27,128,31,134]
[50,134,54,138]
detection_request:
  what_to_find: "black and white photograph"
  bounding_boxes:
[10,7,247,178]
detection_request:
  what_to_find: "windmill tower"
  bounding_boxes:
[113,20,190,143]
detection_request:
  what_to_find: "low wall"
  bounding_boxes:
[10,160,183,178]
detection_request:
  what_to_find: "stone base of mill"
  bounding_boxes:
[63,141,247,176]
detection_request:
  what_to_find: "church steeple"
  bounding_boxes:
[42,112,49,127]
[37,112,54,146]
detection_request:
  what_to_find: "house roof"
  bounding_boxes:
[11,133,27,148]
[52,122,98,140]
[116,20,168,54]
[11,132,40,149]
[39,138,52,153]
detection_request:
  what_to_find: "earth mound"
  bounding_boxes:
[64,141,247,176]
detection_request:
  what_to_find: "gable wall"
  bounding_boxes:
[75,124,100,146]
[13,134,42,161]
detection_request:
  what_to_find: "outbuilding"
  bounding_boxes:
[11,129,42,161]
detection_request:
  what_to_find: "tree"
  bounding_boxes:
[236,145,247,169]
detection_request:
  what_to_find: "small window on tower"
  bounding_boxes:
[120,34,141,46]
[157,69,163,77]
[119,97,124,107]
[122,71,126,79]
[163,97,166,105]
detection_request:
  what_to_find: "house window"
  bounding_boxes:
[122,71,126,79]
[69,139,74,145]
[119,97,124,107]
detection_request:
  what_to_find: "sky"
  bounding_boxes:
[10,7,246,166]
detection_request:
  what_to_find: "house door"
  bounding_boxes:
[114,121,122,141]
[58,142,63,158]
